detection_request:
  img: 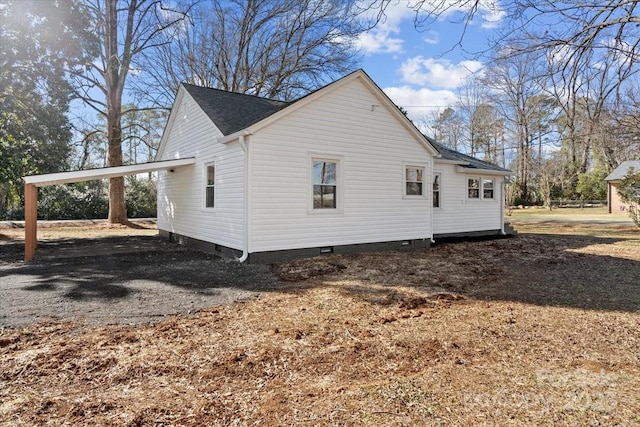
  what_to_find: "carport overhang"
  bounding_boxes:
[22,157,195,262]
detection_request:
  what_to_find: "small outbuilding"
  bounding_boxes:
[605,160,640,214]
[156,69,512,262]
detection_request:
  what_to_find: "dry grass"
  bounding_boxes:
[1,221,639,426]
[0,220,157,242]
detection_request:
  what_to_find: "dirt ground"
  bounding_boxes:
[0,223,279,327]
[1,220,639,426]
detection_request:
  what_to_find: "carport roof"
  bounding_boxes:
[23,158,195,187]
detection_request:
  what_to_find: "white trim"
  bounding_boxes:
[308,153,344,214]
[482,178,495,200]
[433,172,442,209]
[402,162,427,198]
[202,161,216,209]
[466,175,498,201]
[156,88,187,160]
[467,176,481,200]
[23,158,195,187]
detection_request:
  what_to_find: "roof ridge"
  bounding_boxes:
[180,82,290,105]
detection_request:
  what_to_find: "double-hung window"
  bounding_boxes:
[433,173,441,208]
[313,160,337,209]
[405,166,424,196]
[483,178,494,199]
[204,164,215,208]
[468,178,480,199]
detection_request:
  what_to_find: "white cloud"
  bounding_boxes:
[480,8,506,29]
[423,31,440,45]
[383,86,458,124]
[356,29,404,54]
[425,0,506,28]
[354,1,414,55]
[399,57,483,89]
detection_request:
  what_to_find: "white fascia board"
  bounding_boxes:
[156,87,187,160]
[24,158,195,187]
[221,130,250,144]
[455,165,513,176]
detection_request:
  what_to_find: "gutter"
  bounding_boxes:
[238,133,251,262]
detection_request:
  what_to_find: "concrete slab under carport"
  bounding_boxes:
[22,158,195,262]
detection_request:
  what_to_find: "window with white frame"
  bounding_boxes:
[467,176,496,200]
[483,178,494,199]
[313,160,337,209]
[433,173,441,207]
[468,177,480,199]
[405,166,424,196]
[204,164,215,208]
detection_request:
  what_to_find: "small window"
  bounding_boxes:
[483,179,494,199]
[313,160,337,209]
[433,173,441,208]
[205,164,215,208]
[405,166,424,196]
[468,178,480,199]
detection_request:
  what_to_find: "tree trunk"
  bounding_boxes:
[105,0,127,224]
[107,106,127,224]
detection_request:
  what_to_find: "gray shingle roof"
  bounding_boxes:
[605,160,640,181]
[427,137,512,173]
[182,83,290,136]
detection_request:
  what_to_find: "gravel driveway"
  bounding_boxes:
[0,235,281,328]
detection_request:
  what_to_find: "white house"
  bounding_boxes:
[156,70,512,262]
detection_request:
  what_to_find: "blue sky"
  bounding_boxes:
[355,1,505,124]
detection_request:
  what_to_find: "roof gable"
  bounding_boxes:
[178,70,439,156]
[181,83,289,136]
[605,160,640,181]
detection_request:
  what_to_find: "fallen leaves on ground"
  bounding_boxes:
[1,223,639,426]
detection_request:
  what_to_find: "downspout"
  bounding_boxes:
[429,158,435,245]
[500,178,506,235]
[238,134,250,262]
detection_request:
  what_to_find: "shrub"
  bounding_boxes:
[38,181,108,220]
[125,176,157,218]
[617,168,640,227]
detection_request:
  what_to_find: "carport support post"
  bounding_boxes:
[24,183,37,262]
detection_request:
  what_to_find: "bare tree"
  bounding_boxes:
[482,49,549,203]
[532,153,565,210]
[455,77,489,157]
[71,0,190,224]
[138,0,364,105]
[428,107,465,152]
[606,86,640,166]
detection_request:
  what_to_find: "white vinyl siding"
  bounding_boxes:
[433,164,503,235]
[157,91,244,250]
[248,77,432,252]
